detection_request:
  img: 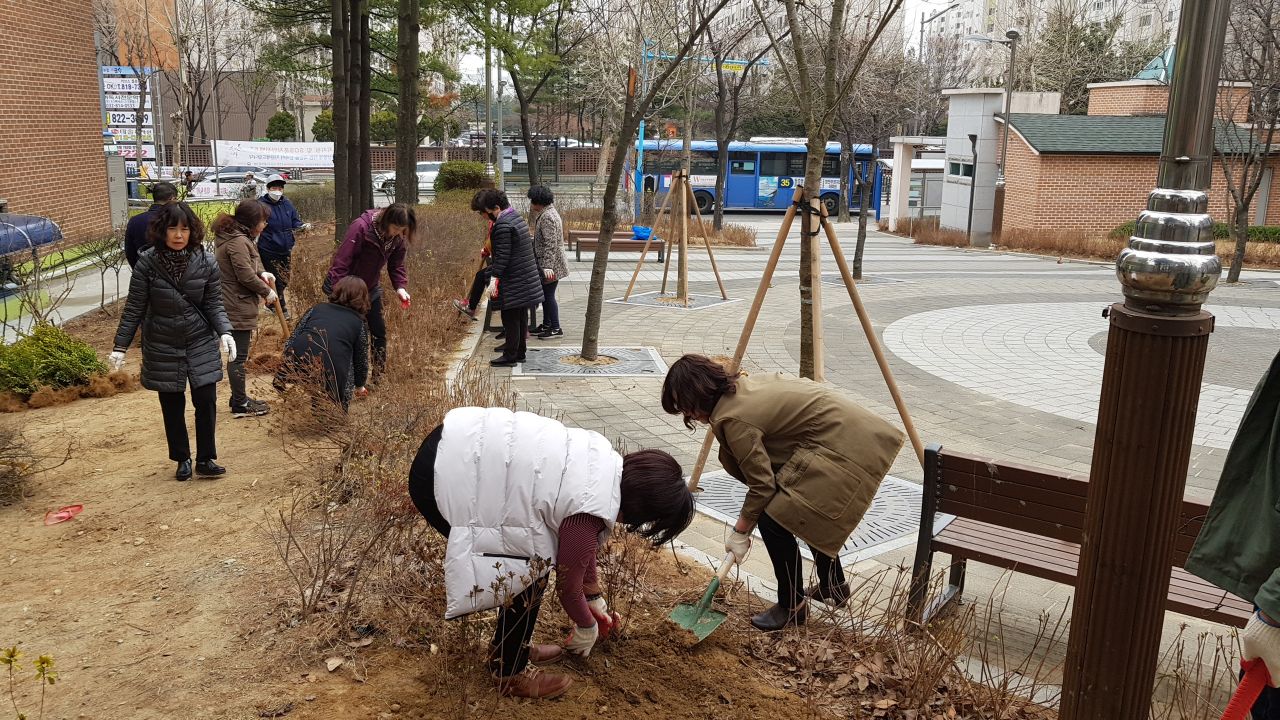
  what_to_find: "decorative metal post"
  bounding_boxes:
[991,29,1020,241]
[1059,2,1231,718]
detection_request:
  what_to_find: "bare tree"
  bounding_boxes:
[161,0,242,144]
[705,18,776,230]
[1216,0,1280,283]
[395,0,421,205]
[753,0,904,378]
[82,231,129,313]
[227,19,278,139]
[837,48,911,276]
[93,0,159,171]
[576,0,734,362]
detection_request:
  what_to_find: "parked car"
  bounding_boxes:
[372,162,442,196]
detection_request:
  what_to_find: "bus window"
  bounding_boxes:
[760,152,805,177]
[690,151,719,176]
[822,154,839,177]
[730,151,756,175]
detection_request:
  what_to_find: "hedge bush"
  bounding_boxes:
[287,182,336,223]
[0,324,107,396]
[434,161,489,193]
[1109,220,1280,243]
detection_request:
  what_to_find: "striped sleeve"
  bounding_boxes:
[556,513,606,627]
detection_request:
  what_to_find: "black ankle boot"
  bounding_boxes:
[805,581,851,608]
[195,460,226,477]
[750,602,807,631]
[175,459,192,481]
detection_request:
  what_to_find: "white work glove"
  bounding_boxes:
[563,621,599,658]
[1242,612,1280,687]
[396,288,411,303]
[108,350,125,371]
[261,271,275,286]
[726,530,752,565]
[221,334,237,363]
[542,268,556,282]
[264,289,279,306]
[587,596,620,640]
[486,277,499,297]
[300,223,313,231]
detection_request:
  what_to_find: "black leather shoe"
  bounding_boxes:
[805,581,851,608]
[493,345,508,353]
[490,358,519,367]
[495,330,506,339]
[750,602,807,632]
[175,459,192,481]
[195,460,226,477]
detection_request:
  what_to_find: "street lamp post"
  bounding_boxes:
[965,133,977,245]
[1059,1,1231,718]
[916,3,959,135]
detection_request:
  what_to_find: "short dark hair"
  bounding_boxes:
[527,185,554,206]
[211,199,269,235]
[471,188,510,212]
[147,202,205,253]
[151,182,178,203]
[619,449,694,546]
[661,354,739,429]
[329,276,371,315]
[376,202,417,241]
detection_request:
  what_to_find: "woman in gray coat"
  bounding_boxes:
[527,186,568,339]
[111,203,236,481]
[474,188,542,367]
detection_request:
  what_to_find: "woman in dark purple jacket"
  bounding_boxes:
[324,203,415,378]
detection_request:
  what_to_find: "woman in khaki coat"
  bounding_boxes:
[661,354,905,631]
[212,199,278,418]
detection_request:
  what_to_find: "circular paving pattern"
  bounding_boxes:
[883,302,1280,450]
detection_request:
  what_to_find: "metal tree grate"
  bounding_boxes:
[694,470,952,563]
[820,273,908,287]
[513,346,668,378]
[607,291,741,311]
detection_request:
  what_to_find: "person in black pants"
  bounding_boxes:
[111,203,236,481]
[757,513,846,613]
[472,189,542,367]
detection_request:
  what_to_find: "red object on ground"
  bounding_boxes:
[400,297,411,310]
[43,504,84,525]
[1222,659,1270,720]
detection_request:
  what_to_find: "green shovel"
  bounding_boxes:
[668,553,737,644]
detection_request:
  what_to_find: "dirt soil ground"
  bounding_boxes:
[2,304,824,720]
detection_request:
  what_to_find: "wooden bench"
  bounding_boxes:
[569,228,663,263]
[907,444,1252,628]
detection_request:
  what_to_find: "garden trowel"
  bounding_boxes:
[668,553,736,644]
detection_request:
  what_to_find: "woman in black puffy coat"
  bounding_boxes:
[111,203,235,481]
[273,276,371,412]
[473,188,542,367]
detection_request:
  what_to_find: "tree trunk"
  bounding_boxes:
[1228,205,1249,283]
[332,0,350,241]
[854,162,870,279]
[713,136,728,231]
[838,146,851,223]
[358,3,373,212]
[394,0,420,206]
[593,131,612,196]
[517,91,540,186]
[580,109,639,361]
[799,135,826,379]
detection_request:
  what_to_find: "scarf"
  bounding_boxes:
[157,247,190,282]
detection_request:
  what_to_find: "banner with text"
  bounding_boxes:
[213,140,335,168]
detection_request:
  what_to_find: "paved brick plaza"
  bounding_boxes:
[468,216,1280,678]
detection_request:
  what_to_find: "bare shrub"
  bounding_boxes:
[997,229,1124,261]
[0,423,33,504]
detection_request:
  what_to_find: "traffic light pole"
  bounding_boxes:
[1059,2,1231,717]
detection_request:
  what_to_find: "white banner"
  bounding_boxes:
[103,77,143,93]
[105,93,151,110]
[107,110,153,126]
[689,174,716,187]
[213,140,334,168]
[117,144,156,159]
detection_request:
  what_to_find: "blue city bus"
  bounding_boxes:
[635,139,882,217]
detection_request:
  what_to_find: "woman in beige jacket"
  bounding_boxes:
[212,199,277,418]
[662,354,905,631]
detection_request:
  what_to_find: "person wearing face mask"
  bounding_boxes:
[325,202,415,380]
[213,199,278,418]
[472,188,541,367]
[258,175,311,321]
[111,203,236,481]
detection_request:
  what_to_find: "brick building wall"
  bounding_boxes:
[1086,81,1251,123]
[1004,134,1280,236]
[0,0,111,240]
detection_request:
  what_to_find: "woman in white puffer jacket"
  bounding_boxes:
[407,407,694,700]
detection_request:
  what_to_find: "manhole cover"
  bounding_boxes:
[608,291,741,311]
[694,471,952,562]
[513,346,668,377]
[820,273,907,287]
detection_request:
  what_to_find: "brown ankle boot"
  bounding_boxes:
[494,666,573,699]
[528,644,563,664]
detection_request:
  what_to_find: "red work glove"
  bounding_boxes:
[587,596,622,640]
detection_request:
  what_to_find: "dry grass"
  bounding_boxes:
[905,217,969,248]
[0,371,139,413]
